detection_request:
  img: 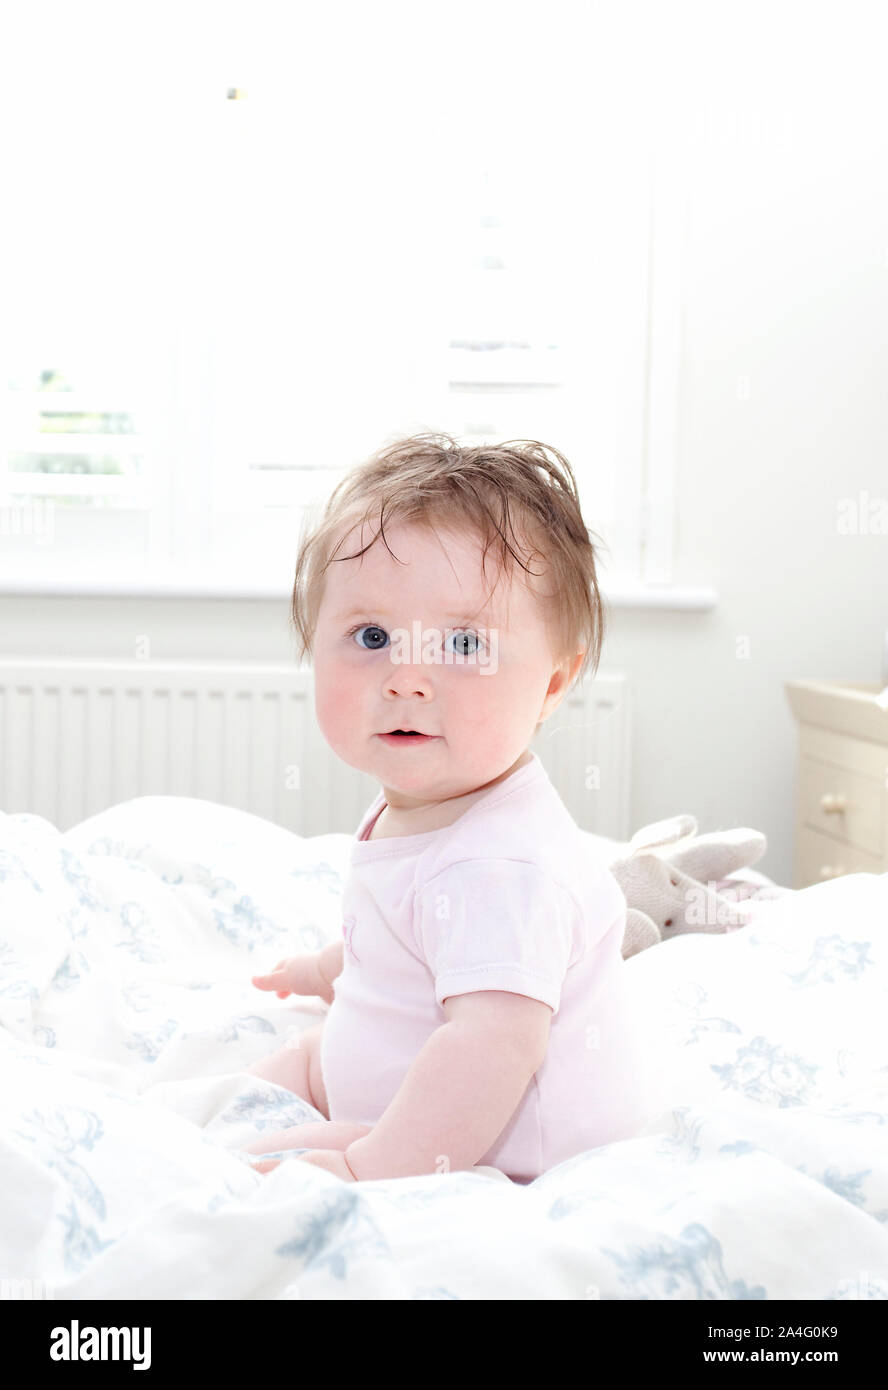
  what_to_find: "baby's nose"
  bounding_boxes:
[384,665,434,698]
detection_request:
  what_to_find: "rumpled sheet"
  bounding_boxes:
[1,795,887,1300]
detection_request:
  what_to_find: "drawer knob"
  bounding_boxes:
[820,793,847,814]
[819,864,846,879]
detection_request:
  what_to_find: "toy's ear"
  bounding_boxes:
[627,814,697,855]
[666,828,767,881]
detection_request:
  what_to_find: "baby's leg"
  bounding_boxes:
[244,1020,329,1119]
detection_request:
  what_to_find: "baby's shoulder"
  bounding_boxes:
[413,785,617,903]
[416,840,594,905]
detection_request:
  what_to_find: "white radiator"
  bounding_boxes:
[0,658,631,839]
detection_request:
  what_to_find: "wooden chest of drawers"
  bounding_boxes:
[786,681,888,888]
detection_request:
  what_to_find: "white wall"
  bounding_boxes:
[607,87,888,885]
[2,8,887,888]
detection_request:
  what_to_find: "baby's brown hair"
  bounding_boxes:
[291,431,609,691]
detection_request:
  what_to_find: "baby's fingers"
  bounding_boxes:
[251,961,291,996]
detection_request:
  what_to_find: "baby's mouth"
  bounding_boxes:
[378,729,439,745]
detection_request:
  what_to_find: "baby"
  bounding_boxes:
[243,432,651,1183]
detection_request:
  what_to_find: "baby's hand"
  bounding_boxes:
[251,955,314,999]
[252,942,343,1005]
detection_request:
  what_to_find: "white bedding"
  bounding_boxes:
[1,794,887,1300]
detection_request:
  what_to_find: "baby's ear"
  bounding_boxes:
[566,650,585,685]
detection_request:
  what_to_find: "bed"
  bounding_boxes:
[1,794,887,1300]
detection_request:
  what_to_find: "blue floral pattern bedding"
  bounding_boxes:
[1,795,887,1300]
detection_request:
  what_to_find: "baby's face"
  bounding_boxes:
[311,518,579,807]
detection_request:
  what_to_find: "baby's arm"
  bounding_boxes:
[343,991,552,1180]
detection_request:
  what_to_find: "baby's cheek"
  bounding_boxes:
[315,660,365,749]
[451,677,517,754]
[466,666,524,725]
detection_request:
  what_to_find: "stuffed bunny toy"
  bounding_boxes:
[604,814,783,959]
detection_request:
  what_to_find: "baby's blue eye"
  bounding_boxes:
[351,624,389,650]
[445,630,481,657]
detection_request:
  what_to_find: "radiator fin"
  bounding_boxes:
[0,659,630,838]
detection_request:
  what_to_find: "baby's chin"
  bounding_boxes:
[369,737,451,785]
[366,740,490,798]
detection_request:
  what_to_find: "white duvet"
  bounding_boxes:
[1,794,887,1300]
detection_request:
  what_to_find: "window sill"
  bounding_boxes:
[0,571,719,610]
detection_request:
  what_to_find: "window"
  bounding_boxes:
[0,3,681,593]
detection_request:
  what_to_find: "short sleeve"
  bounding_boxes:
[413,859,583,1016]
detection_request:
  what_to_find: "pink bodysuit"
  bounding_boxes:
[319,752,652,1183]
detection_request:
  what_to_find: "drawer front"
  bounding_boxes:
[799,722,888,778]
[798,756,885,856]
[795,824,886,889]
